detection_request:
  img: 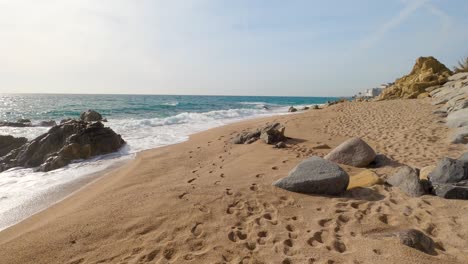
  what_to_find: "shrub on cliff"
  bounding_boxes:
[453,56,468,73]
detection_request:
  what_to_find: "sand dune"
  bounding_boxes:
[0,99,467,264]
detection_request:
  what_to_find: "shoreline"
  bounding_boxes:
[1,99,467,264]
[0,109,297,233]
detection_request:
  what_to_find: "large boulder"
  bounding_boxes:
[446,108,468,128]
[428,157,467,184]
[232,131,261,144]
[378,57,452,100]
[0,120,125,172]
[0,135,28,157]
[324,137,376,167]
[80,110,104,122]
[273,156,349,195]
[386,166,426,197]
[260,123,286,144]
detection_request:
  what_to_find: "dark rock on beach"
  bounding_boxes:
[324,137,376,167]
[0,120,125,172]
[386,166,426,197]
[273,156,349,195]
[432,181,468,200]
[288,106,297,112]
[0,135,28,157]
[394,229,436,255]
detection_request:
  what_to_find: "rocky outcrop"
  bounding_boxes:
[378,57,452,100]
[386,166,426,197]
[232,123,286,145]
[0,135,28,157]
[429,71,468,144]
[0,120,125,172]
[80,110,104,122]
[273,156,349,195]
[324,138,376,167]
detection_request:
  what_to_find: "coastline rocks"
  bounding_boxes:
[288,106,297,113]
[0,121,32,127]
[80,110,104,122]
[386,166,426,197]
[378,56,452,100]
[273,156,349,195]
[0,135,28,157]
[324,137,376,167]
[428,157,467,184]
[233,123,286,145]
[0,120,125,172]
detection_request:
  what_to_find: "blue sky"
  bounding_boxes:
[0,0,467,96]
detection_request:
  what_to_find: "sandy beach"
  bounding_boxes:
[0,98,466,264]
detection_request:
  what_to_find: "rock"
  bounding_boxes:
[37,120,57,127]
[232,123,286,145]
[394,229,436,255]
[288,106,297,112]
[80,110,104,122]
[60,118,73,124]
[232,131,261,144]
[0,121,32,127]
[425,85,442,93]
[311,143,331,149]
[347,170,382,190]
[417,92,430,99]
[428,157,467,184]
[0,120,125,172]
[386,166,426,197]
[260,123,286,144]
[419,165,436,180]
[448,72,468,81]
[312,105,319,109]
[0,135,28,157]
[273,156,349,195]
[446,108,468,128]
[17,119,31,124]
[378,57,452,100]
[301,106,309,110]
[432,180,468,200]
[274,141,287,149]
[450,126,468,144]
[324,137,376,167]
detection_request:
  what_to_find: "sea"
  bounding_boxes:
[0,94,337,230]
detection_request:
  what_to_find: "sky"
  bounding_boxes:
[0,0,467,97]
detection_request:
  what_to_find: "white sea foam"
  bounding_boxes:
[0,106,288,230]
